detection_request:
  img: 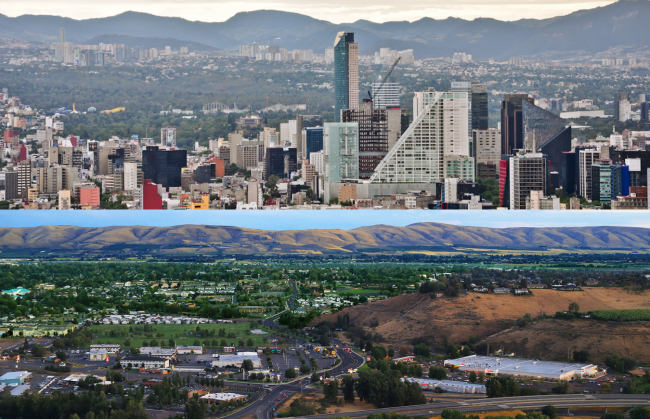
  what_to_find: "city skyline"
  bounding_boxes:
[3,0,619,25]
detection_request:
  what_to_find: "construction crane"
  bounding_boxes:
[367,57,401,103]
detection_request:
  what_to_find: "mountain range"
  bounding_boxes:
[0,223,648,256]
[1,0,649,59]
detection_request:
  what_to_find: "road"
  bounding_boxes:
[225,338,366,419]
[302,393,650,419]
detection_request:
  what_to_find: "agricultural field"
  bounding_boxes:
[87,322,272,349]
[589,309,650,322]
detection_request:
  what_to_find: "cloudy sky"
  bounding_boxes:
[0,211,649,230]
[4,0,615,23]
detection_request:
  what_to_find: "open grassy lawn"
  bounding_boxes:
[87,322,271,349]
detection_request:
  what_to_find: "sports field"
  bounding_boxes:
[87,322,271,349]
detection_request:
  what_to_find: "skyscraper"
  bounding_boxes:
[471,83,489,132]
[342,102,388,179]
[370,90,473,184]
[56,28,65,63]
[371,79,400,109]
[614,92,629,121]
[501,94,534,155]
[334,32,359,121]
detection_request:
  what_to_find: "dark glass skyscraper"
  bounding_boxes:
[142,146,187,188]
[471,83,488,131]
[334,32,358,122]
[501,94,534,155]
[305,127,324,158]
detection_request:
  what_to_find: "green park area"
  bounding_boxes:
[87,322,272,349]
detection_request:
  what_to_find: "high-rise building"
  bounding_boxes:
[371,80,400,109]
[641,102,650,121]
[124,162,138,191]
[521,100,571,190]
[305,127,324,159]
[342,102,388,179]
[370,90,473,184]
[579,148,600,200]
[5,172,17,200]
[509,152,549,210]
[56,28,65,63]
[264,147,297,179]
[614,92,630,121]
[471,83,489,132]
[474,129,501,179]
[142,146,187,188]
[160,127,176,148]
[323,123,359,202]
[58,190,71,210]
[501,94,534,155]
[334,32,359,121]
[591,160,629,206]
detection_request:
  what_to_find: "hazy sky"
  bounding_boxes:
[4,0,615,23]
[0,211,648,230]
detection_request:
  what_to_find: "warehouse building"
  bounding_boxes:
[88,349,109,361]
[404,377,486,394]
[0,371,32,385]
[444,355,598,381]
[212,352,262,369]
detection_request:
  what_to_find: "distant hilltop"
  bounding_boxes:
[0,223,648,256]
[1,0,650,59]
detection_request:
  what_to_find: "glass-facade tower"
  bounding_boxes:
[334,32,358,122]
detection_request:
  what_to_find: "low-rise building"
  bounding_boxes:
[176,345,203,355]
[90,344,121,356]
[200,392,247,405]
[123,356,170,369]
[88,349,108,361]
[0,371,32,385]
[139,347,176,360]
[212,352,262,368]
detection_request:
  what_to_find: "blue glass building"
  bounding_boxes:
[305,127,324,158]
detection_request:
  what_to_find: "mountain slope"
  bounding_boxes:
[1,0,649,59]
[0,223,648,256]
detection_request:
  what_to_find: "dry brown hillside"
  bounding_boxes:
[314,288,650,346]
[480,319,650,363]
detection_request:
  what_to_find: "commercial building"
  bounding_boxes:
[591,160,629,205]
[508,152,549,210]
[334,32,359,121]
[160,127,176,148]
[474,129,501,179]
[613,92,630,122]
[123,356,170,369]
[370,90,473,184]
[323,122,359,202]
[212,352,262,368]
[264,147,297,179]
[142,179,162,210]
[342,103,389,178]
[90,344,121,356]
[501,94,534,155]
[139,347,176,360]
[88,349,108,361]
[305,127,324,158]
[371,80,400,109]
[200,393,247,405]
[0,371,32,385]
[142,147,187,188]
[471,83,489,132]
[404,378,485,394]
[444,355,598,381]
[175,346,203,355]
[579,149,600,200]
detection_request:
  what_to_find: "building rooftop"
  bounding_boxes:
[0,371,31,381]
[200,392,246,402]
[445,355,596,375]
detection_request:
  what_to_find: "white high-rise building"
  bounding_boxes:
[124,162,138,191]
[579,148,600,200]
[370,90,473,184]
[56,28,65,63]
[310,150,324,174]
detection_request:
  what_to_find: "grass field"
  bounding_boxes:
[87,322,272,349]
